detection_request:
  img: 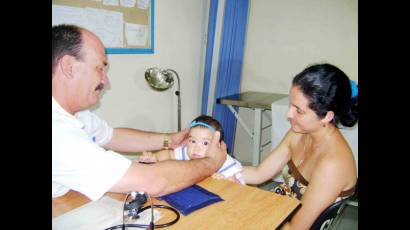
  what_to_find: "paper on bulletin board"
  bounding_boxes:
[103,0,119,6]
[52,5,89,30]
[85,8,124,47]
[120,0,136,8]
[125,23,148,46]
[52,0,153,53]
[52,5,124,48]
[137,0,149,9]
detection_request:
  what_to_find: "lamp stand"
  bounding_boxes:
[165,69,181,131]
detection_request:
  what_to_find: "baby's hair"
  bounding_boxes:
[190,115,224,142]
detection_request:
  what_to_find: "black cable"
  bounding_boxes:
[105,204,180,230]
[148,194,154,229]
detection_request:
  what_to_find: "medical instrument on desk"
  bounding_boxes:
[104,191,180,230]
[144,67,181,131]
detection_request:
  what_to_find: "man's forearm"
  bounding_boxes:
[155,150,174,161]
[105,128,165,152]
[111,157,219,197]
[150,158,218,196]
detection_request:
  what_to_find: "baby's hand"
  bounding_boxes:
[212,172,225,180]
[138,151,157,163]
[212,173,241,184]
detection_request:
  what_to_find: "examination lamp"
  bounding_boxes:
[145,67,181,131]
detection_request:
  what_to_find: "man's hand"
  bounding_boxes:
[204,131,227,172]
[169,128,189,149]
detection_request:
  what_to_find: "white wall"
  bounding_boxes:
[234,0,358,164]
[242,0,358,94]
[92,0,209,133]
[88,0,358,164]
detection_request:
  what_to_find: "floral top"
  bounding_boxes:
[272,159,356,201]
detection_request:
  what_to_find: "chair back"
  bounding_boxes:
[310,199,346,230]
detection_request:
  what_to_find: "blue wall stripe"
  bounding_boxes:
[201,0,219,114]
[212,0,249,154]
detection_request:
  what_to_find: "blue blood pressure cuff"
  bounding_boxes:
[158,184,224,215]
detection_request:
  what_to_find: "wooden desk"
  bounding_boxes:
[217,91,287,165]
[53,178,300,229]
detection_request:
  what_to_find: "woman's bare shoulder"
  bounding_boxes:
[285,129,303,145]
[316,135,357,181]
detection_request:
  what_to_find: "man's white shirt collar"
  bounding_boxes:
[52,96,84,129]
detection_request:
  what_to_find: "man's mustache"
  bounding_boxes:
[95,83,104,91]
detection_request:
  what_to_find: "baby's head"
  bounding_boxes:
[186,115,224,159]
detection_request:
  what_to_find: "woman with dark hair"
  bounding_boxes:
[242,63,358,229]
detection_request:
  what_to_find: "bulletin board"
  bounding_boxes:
[52,0,154,54]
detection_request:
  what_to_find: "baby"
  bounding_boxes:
[139,115,245,184]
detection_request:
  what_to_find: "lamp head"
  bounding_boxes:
[145,67,175,91]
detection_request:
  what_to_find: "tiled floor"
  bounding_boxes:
[257,180,358,230]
